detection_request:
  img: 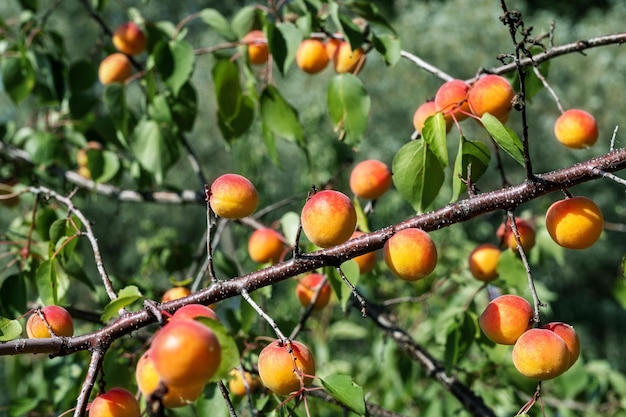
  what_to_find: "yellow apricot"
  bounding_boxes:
[383,228,437,281]
[89,387,140,417]
[161,287,191,303]
[497,218,536,253]
[295,273,331,310]
[479,294,532,345]
[512,328,570,380]
[112,22,146,56]
[332,41,365,74]
[209,173,258,219]
[554,109,598,149]
[26,306,74,338]
[467,74,515,122]
[257,339,316,396]
[228,369,261,396]
[349,159,392,200]
[545,196,603,249]
[248,228,285,264]
[296,39,329,74]
[300,190,356,248]
[243,30,268,65]
[543,321,580,369]
[468,243,500,282]
[98,53,132,85]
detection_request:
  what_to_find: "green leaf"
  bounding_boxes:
[24,131,64,165]
[320,374,366,415]
[218,94,255,142]
[100,285,143,322]
[69,91,98,119]
[168,82,197,133]
[328,261,360,312]
[480,113,524,166]
[0,317,22,342]
[88,149,121,184]
[1,55,36,104]
[260,85,304,145]
[196,317,240,382]
[131,118,180,184]
[451,136,490,201]
[444,311,479,371]
[497,250,527,293]
[327,74,370,146]
[262,122,281,167]
[36,259,58,306]
[392,140,445,212]
[371,33,401,66]
[68,60,97,93]
[104,83,129,140]
[200,8,236,41]
[213,58,255,141]
[422,112,449,168]
[329,3,365,50]
[153,40,195,97]
[348,1,397,34]
[0,274,27,318]
[267,22,302,75]
[231,6,257,39]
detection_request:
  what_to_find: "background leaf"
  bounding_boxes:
[327,74,370,146]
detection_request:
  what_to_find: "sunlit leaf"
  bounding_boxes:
[422,112,449,167]
[267,22,302,75]
[371,33,401,66]
[261,85,304,145]
[1,55,36,104]
[101,285,143,322]
[36,259,58,305]
[320,374,366,415]
[131,118,180,184]
[327,74,370,146]
[451,136,490,201]
[200,8,236,41]
[481,113,524,166]
[0,317,21,342]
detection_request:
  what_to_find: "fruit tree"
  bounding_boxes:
[1,1,626,416]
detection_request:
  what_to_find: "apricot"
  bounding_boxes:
[300,189,357,248]
[295,273,331,310]
[171,304,218,322]
[325,38,341,61]
[512,328,570,380]
[257,339,316,396]
[554,109,598,149]
[543,321,580,369]
[151,319,221,386]
[112,22,146,56]
[296,39,329,74]
[545,196,603,249]
[434,79,471,122]
[383,228,437,281]
[98,53,132,85]
[331,41,365,74]
[26,305,74,338]
[350,231,377,274]
[135,350,205,408]
[242,30,268,65]
[161,286,191,303]
[412,100,452,134]
[497,218,536,253]
[479,294,532,345]
[468,243,501,282]
[228,368,261,396]
[467,74,515,122]
[89,387,140,417]
[349,159,392,200]
[248,228,285,264]
[209,173,258,219]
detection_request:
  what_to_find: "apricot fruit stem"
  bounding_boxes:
[240,288,287,342]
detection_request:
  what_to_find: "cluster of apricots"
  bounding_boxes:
[412,74,599,149]
[479,294,580,380]
[98,22,146,85]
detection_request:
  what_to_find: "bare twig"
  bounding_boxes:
[73,349,104,417]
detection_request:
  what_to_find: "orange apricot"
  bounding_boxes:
[26,306,74,338]
[228,368,261,396]
[349,159,392,200]
[468,243,501,282]
[112,22,146,56]
[296,39,329,74]
[412,100,452,134]
[332,41,365,74]
[479,294,532,345]
[171,304,218,322]
[350,231,377,274]
[89,387,140,417]
[257,339,316,396]
[161,287,191,303]
[98,53,132,85]
[383,228,437,281]
[300,190,357,248]
[545,196,603,249]
[543,321,580,369]
[209,173,258,219]
[467,74,515,122]
[248,228,285,264]
[434,79,471,122]
[295,273,331,310]
[497,218,536,252]
[554,109,598,149]
[243,30,268,65]
[512,328,570,380]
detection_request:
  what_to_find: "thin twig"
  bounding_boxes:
[400,50,455,81]
[73,349,104,417]
[240,288,287,342]
[217,381,238,417]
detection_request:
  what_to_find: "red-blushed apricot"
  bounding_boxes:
[296,39,329,74]
[300,190,357,248]
[349,159,392,200]
[89,387,140,417]
[26,306,74,338]
[332,41,365,74]
[479,294,532,345]
[554,109,598,149]
[383,228,437,281]
[295,273,331,310]
[412,100,453,134]
[112,22,146,56]
[161,286,191,303]
[434,79,471,122]
[467,74,515,122]
[545,196,603,250]
[209,173,258,219]
[151,319,221,386]
[468,243,501,282]
[242,30,268,65]
[228,368,261,396]
[98,53,132,85]
[512,328,570,380]
[135,350,205,408]
[543,321,580,369]
[248,228,285,264]
[171,304,218,322]
[257,339,316,396]
[497,218,536,253]
[350,231,377,274]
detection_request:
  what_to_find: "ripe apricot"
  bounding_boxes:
[296,39,329,74]
[545,196,603,249]
[325,38,341,61]
[89,387,140,417]
[209,173,258,219]
[161,286,191,303]
[135,350,205,408]
[242,30,268,65]
[112,22,146,56]
[248,228,285,264]
[349,159,392,200]
[151,319,221,386]
[467,74,515,122]
[497,218,536,252]
[331,41,365,74]
[350,231,377,274]
[383,228,437,281]
[26,306,74,338]
[171,304,218,322]
[468,243,501,282]
[434,79,471,122]
[257,339,316,396]
[479,294,532,345]
[228,368,261,396]
[295,273,331,310]
[412,100,452,134]
[543,321,580,369]
[300,189,357,248]
[98,53,132,85]
[554,109,598,149]
[512,328,570,380]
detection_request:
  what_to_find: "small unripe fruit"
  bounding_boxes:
[209,173,258,219]
[26,306,74,338]
[543,321,580,369]
[479,294,532,345]
[554,109,598,149]
[89,387,140,417]
[434,79,471,122]
[545,196,603,249]
[412,100,452,134]
[228,369,261,396]
[350,231,377,274]
[332,41,365,74]
[161,287,191,303]
[243,30,268,65]
[383,228,437,281]
[295,273,331,310]
[467,74,515,122]
[98,53,132,85]
[257,339,316,396]
[300,190,357,248]
[112,22,146,56]
[248,228,285,264]
[296,39,330,74]
[468,243,500,282]
[512,328,570,380]
[349,159,392,200]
